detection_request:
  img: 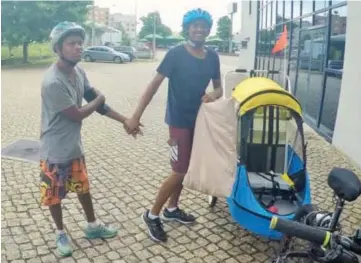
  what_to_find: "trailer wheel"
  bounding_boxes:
[208,195,218,207]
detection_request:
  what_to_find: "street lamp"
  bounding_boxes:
[227,2,237,54]
[92,2,95,46]
[134,0,138,43]
[86,3,95,46]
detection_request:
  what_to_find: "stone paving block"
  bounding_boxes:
[76,258,92,263]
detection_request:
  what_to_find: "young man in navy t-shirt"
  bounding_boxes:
[125,8,222,242]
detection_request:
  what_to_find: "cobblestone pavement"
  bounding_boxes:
[2,54,361,263]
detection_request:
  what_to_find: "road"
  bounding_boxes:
[1,52,360,263]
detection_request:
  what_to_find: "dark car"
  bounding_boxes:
[113,46,137,61]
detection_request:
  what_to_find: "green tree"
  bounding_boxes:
[216,16,231,40]
[138,12,172,39]
[1,1,91,63]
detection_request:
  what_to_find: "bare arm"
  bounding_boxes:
[104,106,127,124]
[132,73,165,121]
[62,95,105,122]
[211,78,223,100]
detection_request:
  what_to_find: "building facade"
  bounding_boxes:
[238,0,361,167]
[87,6,110,26]
[109,13,137,41]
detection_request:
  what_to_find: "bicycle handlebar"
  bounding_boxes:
[270,216,332,246]
[270,216,361,255]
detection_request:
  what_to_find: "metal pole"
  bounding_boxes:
[134,0,138,43]
[91,2,95,46]
[152,13,156,59]
[229,13,233,54]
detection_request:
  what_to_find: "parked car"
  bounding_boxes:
[133,44,154,59]
[82,46,130,63]
[113,46,137,61]
[325,60,343,78]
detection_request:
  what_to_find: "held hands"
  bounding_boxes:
[123,117,144,139]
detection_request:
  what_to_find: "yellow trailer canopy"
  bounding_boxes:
[232,77,302,116]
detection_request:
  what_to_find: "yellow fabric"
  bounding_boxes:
[239,92,302,116]
[232,77,302,116]
[281,173,295,188]
[323,231,331,247]
[270,216,278,229]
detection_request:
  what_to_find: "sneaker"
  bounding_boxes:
[84,223,118,239]
[56,233,73,257]
[162,207,196,224]
[141,210,167,242]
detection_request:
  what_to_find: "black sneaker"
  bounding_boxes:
[162,208,196,224]
[141,210,167,242]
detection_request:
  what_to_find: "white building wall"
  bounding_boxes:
[237,0,258,70]
[110,13,137,41]
[332,1,361,167]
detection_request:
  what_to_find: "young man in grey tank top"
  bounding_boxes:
[40,21,142,257]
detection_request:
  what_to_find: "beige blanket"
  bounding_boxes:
[183,98,238,197]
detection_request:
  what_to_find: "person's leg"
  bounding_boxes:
[167,178,184,209]
[40,160,72,257]
[150,171,185,216]
[167,128,194,209]
[142,127,194,242]
[49,203,64,230]
[77,192,96,223]
[69,157,118,239]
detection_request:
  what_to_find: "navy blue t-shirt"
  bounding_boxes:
[157,44,221,128]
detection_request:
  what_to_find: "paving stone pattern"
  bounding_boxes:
[2,56,360,263]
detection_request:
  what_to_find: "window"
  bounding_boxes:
[277,1,284,24]
[331,0,346,6]
[293,0,301,18]
[315,0,328,10]
[289,19,301,90]
[267,3,272,28]
[285,1,292,21]
[271,0,277,26]
[301,15,313,29]
[262,5,267,28]
[301,0,313,16]
[259,9,263,30]
[314,12,328,26]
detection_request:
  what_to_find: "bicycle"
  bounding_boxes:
[270,167,361,263]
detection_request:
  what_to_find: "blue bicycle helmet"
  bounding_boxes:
[182,8,213,29]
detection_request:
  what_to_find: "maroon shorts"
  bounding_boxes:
[168,126,194,174]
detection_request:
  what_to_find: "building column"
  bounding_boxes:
[332,1,361,167]
[237,0,258,70]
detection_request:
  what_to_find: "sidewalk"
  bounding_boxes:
[1,62,360,263]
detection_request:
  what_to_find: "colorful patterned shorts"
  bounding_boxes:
[40,157,90,206]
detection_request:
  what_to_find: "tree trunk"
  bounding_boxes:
[23,41,29,63]
[8,45,13,58]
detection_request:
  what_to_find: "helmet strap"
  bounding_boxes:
[58,49,78,67]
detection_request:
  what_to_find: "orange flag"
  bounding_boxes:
[272,25,288,54]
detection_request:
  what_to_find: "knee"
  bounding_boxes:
[170,171,186,183]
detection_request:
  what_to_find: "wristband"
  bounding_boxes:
[83,88,110,115]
